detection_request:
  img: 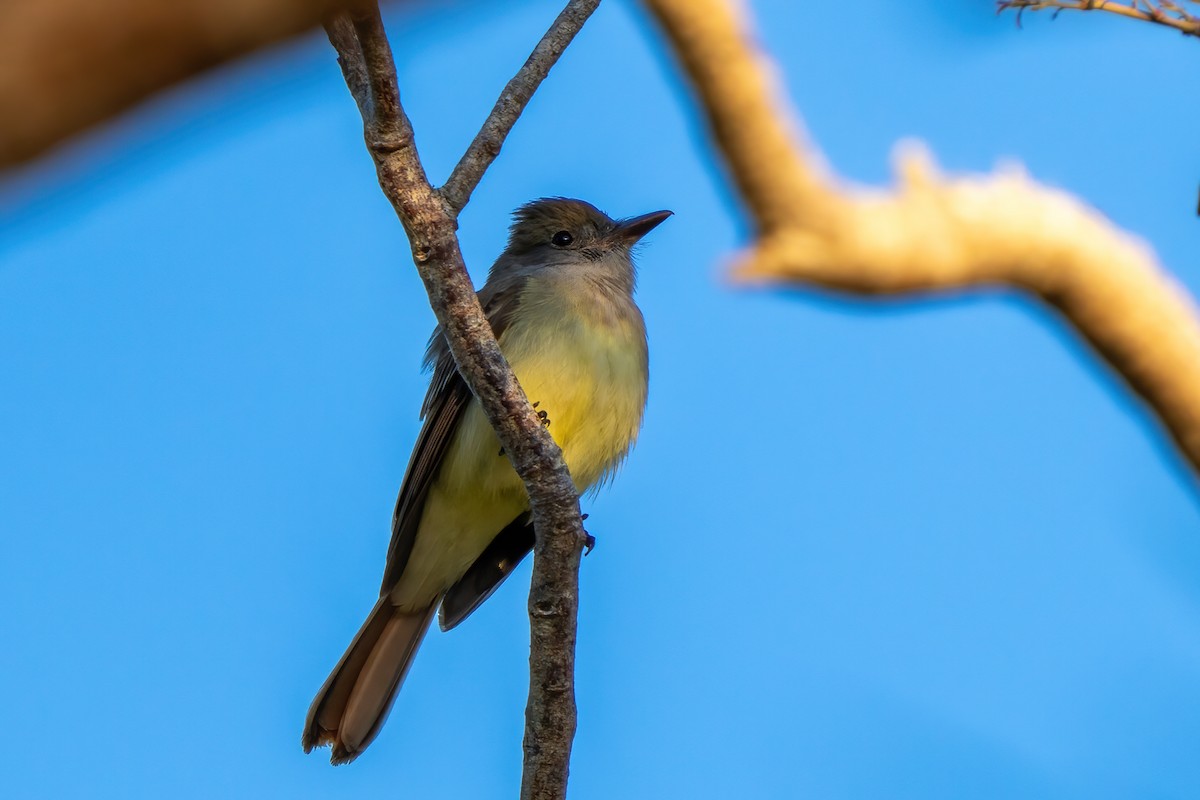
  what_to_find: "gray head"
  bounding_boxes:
[489,198,672,292]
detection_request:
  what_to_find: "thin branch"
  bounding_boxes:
[441,0,601,213]
[325,4,593,798]
[643,0,1200,479]
[997,0,1200,37]
[324,15,371,123]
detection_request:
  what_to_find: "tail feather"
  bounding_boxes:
[303,598,436,764]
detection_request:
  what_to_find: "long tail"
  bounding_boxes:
[302,598,436,764]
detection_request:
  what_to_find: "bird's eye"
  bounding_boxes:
[551,230,574,247]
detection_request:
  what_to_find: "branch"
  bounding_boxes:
[441,0,601,213]
[642,0,1200,478]
[997,1,1200,38]
[0,0,359,168]
[326,4,597,798]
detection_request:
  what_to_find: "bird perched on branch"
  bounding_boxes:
[302,197,671,764]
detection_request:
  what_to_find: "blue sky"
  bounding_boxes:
[3,1,1200,797]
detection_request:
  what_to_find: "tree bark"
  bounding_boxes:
[324,3,600,797]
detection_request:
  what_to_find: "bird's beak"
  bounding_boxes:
[614,209,673,243]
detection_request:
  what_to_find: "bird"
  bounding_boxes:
[302,197,671,764]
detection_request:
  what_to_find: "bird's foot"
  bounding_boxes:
[532,401,551,428]
[581,513,595,555]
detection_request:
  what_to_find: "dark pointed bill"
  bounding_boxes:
[614,209,673,243]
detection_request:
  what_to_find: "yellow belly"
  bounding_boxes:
[505,313,647,491]
[388,307,647,610]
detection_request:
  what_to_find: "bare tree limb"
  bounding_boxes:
[441,0,601,213]
[324,14,373,121]
[997,0,1200,38]
[0,0,360,168]
[643,0,1200,479]
[326,4,595,798]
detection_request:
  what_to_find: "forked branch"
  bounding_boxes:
[324,2,600,799]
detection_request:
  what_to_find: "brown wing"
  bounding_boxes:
[438,513,535,631]
[378,279,526,596]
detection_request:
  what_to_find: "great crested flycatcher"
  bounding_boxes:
[302,197,671,764]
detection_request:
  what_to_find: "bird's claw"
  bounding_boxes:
[581,513,594,555]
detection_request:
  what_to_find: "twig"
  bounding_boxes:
[325,4,596,798]
[643,0,1200,478]
[441,0,601,212]
[997,1,1200,37]
[324,16,371,119]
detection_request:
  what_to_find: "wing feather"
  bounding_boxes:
[378,278,527,595]
[438,513,534,631]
